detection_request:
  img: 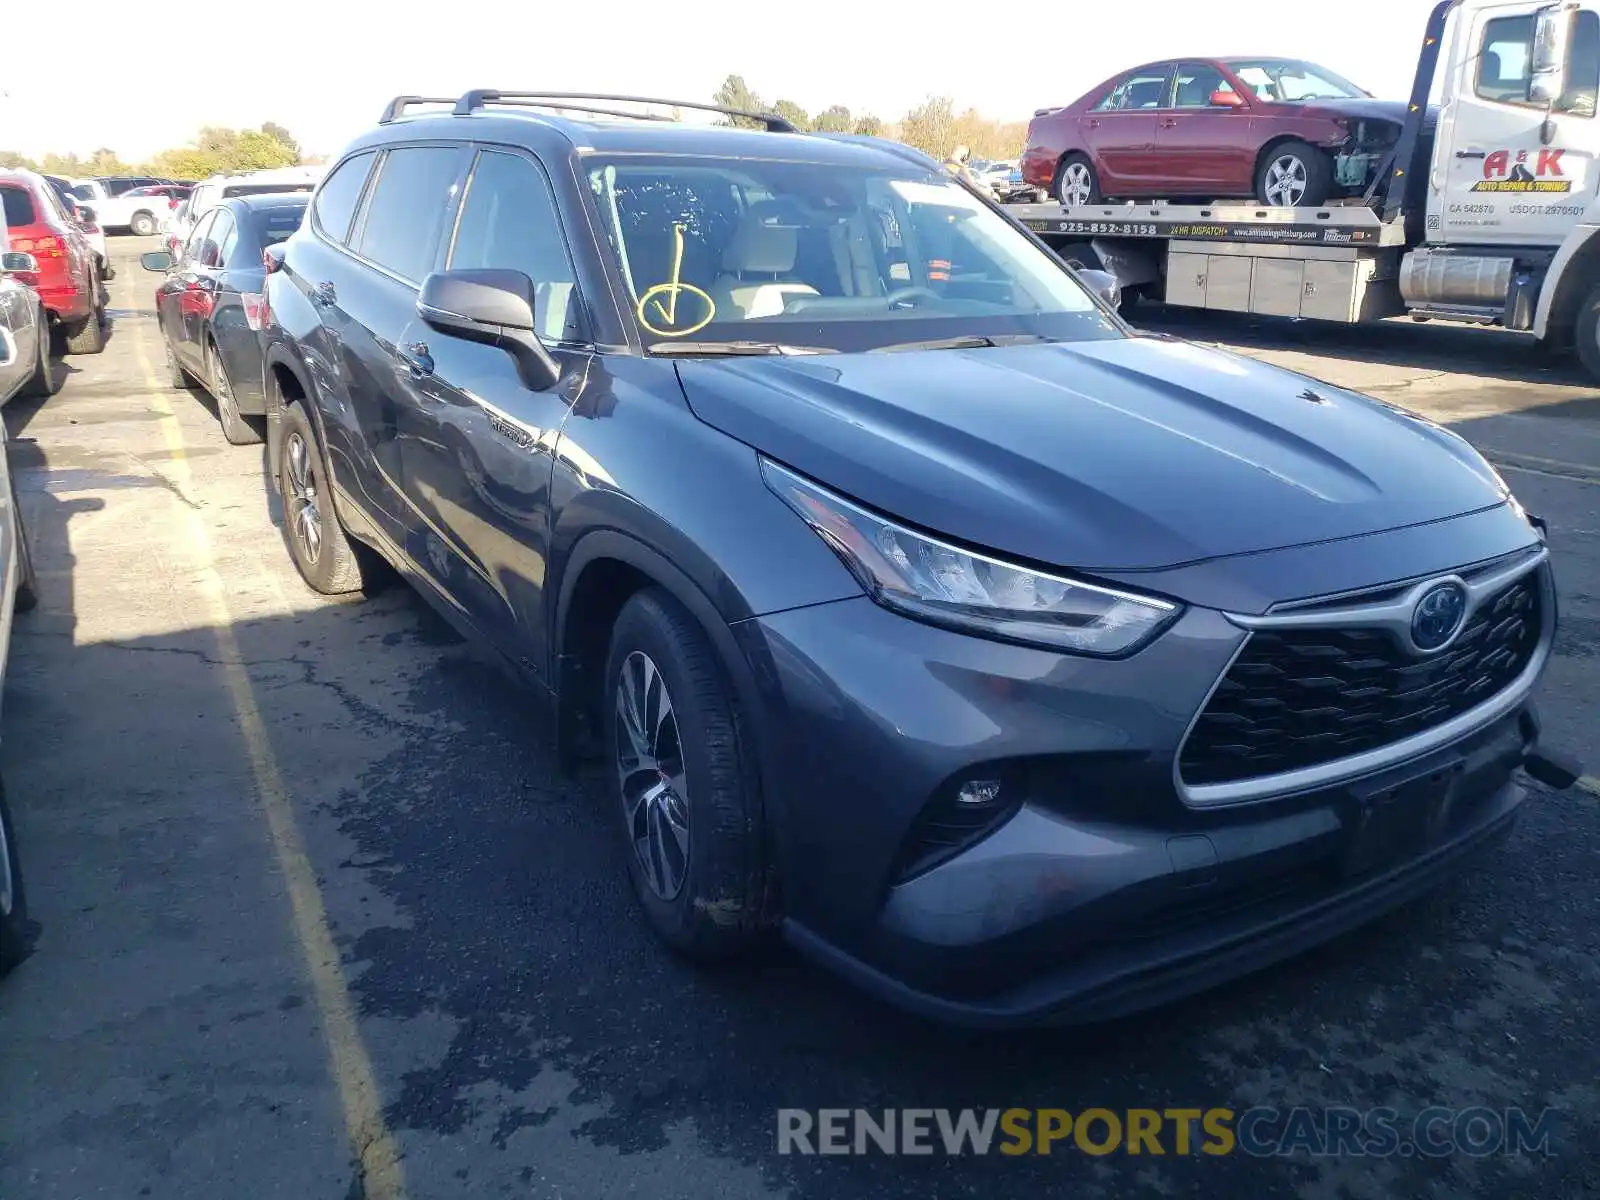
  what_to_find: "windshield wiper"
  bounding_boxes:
[869,333,1055,354]
[646,340,835,356]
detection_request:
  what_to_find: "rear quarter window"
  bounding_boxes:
[311,152,376,245]
[2,186,37,227]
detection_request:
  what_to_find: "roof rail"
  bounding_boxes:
[379,95,459,123]
[449,90,797,132]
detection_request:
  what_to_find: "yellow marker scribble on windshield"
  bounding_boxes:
[637,222,715,337]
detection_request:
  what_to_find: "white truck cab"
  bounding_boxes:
[1011,0,1600,377]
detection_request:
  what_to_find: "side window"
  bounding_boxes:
[448,150,584,342]
[200,210,233,268]
[218,209,240,265]
[353,146,462,282]
[311,151,375,244]
[1096,68,1173,111]
[1174,64,1234,108]
[1478,11,1600,114]
[184,211,217,263]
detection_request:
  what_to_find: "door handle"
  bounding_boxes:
[399,341,434,379]
[1087,118,1101,129]
[1455,150,1486,159]
[313,280,337,307]
[1159,118,1180,128]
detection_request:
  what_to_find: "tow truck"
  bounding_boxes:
[1010,0,1600,376]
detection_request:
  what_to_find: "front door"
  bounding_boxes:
[392,146,591,677]
[1436,1,1600,245]
[1156,62,1255,195]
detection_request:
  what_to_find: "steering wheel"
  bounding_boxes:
[885,286,942,310]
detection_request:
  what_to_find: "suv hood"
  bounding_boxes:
[674,337,1508,573]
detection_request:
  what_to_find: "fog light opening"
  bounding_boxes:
[956,779,1003,807]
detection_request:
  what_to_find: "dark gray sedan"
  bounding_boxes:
[142,194,308,445]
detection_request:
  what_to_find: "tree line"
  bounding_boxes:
[0,123,308,181]
[712,75,1028,162]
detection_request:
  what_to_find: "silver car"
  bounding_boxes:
[0,231,56,405]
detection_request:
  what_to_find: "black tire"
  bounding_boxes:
[0,775,30,978]
[208,340,262,446]
[13,494,38,615]
[1053,152,1102,206]
[130,211,158,237]
[604,588,777,959]
[278,402,380,596]
[1573,281,1600,380]
[1254,139,1333,207]
[1055,241,1105,272]
[62,267,105,355]
[18,308,58,399]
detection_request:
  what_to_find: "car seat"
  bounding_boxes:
[708,202,820,319]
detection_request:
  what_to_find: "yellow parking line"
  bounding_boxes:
[129,329,408,1200]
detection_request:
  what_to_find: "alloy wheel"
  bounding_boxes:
[285,431,324,566]
[1264,154,1309,206]
[1059,162,1094,206]
[614,649,690,901]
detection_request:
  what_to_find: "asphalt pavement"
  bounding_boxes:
[1,240,1597,1200]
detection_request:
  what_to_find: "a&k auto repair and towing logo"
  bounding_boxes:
[1472,148,1573,192]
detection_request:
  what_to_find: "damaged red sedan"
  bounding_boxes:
[1021,57,1407,207]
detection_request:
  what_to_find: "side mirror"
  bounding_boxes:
[1530,6,1573,104]
[416,268,560,391]
[263,244,286,275]
[1,251,39,274]
[140,251,176,272]
[1078,267,1122,309]
[1210,90,1247,108]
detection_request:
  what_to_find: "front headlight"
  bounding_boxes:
[761,458,1181,656]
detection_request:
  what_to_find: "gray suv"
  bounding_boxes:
[258,90,1581,1026]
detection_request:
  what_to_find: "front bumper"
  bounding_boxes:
[735,541,1560,1027]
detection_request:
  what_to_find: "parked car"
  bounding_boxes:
[142,194,309,444]
[260,91,1569,1027]
[0,169,106,355]
[39,177,111,279]
[0,231,58,403]
[69,182,184,237]
[1022,57,1410,207]
[166,167,323,257]
[0,397,39,978]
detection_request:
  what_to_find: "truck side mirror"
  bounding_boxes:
[1529,5,1573,106]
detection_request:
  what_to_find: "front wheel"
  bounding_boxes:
[1255,140,1333,207]
[0,775,31,978]
[604,588,777,959]
[19,308,57,399]
[1572,281,1600,380]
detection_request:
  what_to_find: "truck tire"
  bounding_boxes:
[1054,153,1101,206]
[130,211,158,237]
[1256,140,1333,207]
[1573,281,1600,380]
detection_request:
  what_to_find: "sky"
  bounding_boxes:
[0,0,1443,162]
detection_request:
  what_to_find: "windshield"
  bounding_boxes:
[583,155,1118,353]
[1225,59,1369,101]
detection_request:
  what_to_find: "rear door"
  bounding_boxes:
[393,144,593,668]
[326,142,469,549]
[1082,64,1173,192]
[179,208,230,369]
[1436,1,1600,245]
[158,208,213,367]
[1156,62,1254,194]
